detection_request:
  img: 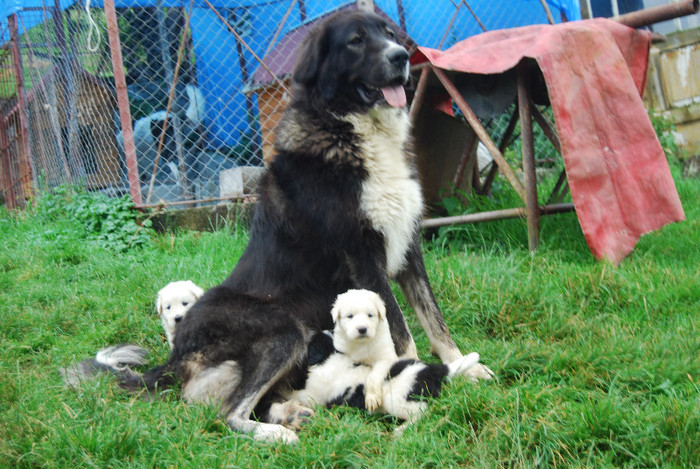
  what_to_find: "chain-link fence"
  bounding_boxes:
[0,0,608,209]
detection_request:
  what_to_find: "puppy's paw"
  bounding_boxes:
[365,391,382,412]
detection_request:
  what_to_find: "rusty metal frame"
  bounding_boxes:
[411,64,575,250]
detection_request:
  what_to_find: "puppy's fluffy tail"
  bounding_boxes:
[61,344,176,393]
[446,352,480,379]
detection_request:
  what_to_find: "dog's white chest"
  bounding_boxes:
[344,109,423,277]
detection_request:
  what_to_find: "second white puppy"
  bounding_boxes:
[156,280,204,349]
[331,289,397,411]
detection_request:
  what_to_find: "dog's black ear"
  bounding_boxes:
[292,26,326,86]
[307,331,335,366]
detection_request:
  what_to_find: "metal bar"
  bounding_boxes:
[202,0,289,94]
[438,3,462,49]
[408,66,429,124]
[262,0,297,61]
[538,0,556,24]
[462,1,487,32]
[104,0,142,205]
[8,14,32,203]
[138,194,256,208]
[432,66,526,202]
[518,62,540,250]
[451,131,477,193]
[547,171,569,205]
[0,121,15,208]
[396,0,407,32]
[479,104,519,195]
[613,0,698,29]
[422,203,575,229]
[530,102,561,153]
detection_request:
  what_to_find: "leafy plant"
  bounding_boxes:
[31,185,153,252]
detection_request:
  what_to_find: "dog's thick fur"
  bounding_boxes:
[156,280,204,349]
[79,10,490,443]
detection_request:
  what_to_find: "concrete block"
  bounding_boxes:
[220,166,266,198]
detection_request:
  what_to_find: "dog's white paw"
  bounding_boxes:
[365,391,382,412]
[253,423,300,444]
[462,362,495,382]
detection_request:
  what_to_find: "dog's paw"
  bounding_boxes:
[462,362,495,382]
[267,401,315,431]
[254,423,300,444]
[365,391,382,412]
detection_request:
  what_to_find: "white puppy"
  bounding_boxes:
[331,289,397,411]
[156,280,204,349]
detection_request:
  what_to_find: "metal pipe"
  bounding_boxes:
[613,0,698,29]
[431,66,527,202]
[517,62,540,250]
[105,0,142,205]
[422,203,575,229]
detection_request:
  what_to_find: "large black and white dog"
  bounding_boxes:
[88,10,491,443]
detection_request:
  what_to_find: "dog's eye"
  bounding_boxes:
[368,314,374,318]
[385,28,396,40]
[347,314,353,319]
[183,302,189,306]
[166,305,171,310]
[348,35,363,46]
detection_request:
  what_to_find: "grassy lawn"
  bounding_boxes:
[0,160,697,468]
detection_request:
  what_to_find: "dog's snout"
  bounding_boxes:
[388,47,409,69]
[357,326,367,336]
[174,315,183,323]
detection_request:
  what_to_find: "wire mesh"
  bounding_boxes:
[2,0,669,210]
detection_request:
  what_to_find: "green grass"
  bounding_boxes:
[0,161,698,468]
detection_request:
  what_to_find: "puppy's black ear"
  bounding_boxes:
[292,26,326,86]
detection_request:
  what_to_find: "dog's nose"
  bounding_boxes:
[388,47,408,69]
[174,315,183,323]
[357,327,367,336]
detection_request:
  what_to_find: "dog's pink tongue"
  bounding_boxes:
[381,85,406,108]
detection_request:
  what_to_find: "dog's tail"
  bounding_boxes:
[446,352,481,379]
[61,344,176,393]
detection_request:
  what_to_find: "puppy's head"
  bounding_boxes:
[331,289,386,342]
[156,280,204,347]
[292,10,409,112]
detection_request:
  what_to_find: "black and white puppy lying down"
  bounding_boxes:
[281,290,481,433]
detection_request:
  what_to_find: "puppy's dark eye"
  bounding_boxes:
[386,28,396,40]
[347,314,354,319]
[368,314,374,318]
[183,302,189,306]
[348,35,362,46]
[166,305,171,310]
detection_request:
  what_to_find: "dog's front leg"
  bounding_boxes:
[395,237,463,363]
[364,359,394,411]
[396,238,494,380]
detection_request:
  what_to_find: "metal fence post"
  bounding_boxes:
[104,0,142,205]
[9,13,33,203]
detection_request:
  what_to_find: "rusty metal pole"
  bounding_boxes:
[613,0,698,28]
[432,66,527,202]
[8,13,33,203]
[104,0,142,205]
[517,62,540,251]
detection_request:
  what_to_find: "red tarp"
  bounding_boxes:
[412,18,685,264]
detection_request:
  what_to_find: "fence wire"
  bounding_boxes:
[0,0,602,209]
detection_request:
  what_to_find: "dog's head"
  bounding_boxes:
[156,280,204,348]
[331,289,386,342]
[293,11,409,112]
